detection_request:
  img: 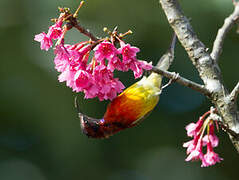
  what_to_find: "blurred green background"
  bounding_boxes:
[0,0,239,179]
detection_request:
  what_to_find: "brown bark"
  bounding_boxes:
[159,0,239,152]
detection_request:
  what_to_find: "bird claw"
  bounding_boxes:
[160,72,179,92]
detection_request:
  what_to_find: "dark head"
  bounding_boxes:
[79,114,108,138]
[75,96,130,138]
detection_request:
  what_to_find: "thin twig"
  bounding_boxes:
[230,81,239,102]
[74,24,99,41]
[151,67,211,97]
[211,2,239,62]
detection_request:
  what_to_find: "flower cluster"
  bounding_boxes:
[34,20,63,51]
[34,9,152,101]
[183,109,223,167]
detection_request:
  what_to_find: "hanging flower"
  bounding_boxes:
[183,109,223,167]
[34,6,152,101]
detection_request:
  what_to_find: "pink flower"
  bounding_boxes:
[201,158,210,167]
[47,21,63,40]
[93,64,112,82]
[202,143,223,167]
[54,45,70,72]
[94,41,118,63]
[118,41,152,78]
[118,42,138,72]
[185,117,204,137]
[183,134,200,154]
[183,110,223,167]
[107,78,125,100]
[97,78,125,101]
[35,22,152,100]
[185,140,209,167]
[185,140,203,162]
[58,65,75,88]
[56,44,91,91]
[131,60,152,78]
[91,64,125,101]
[183,140,196,155]
[83,84,99,99]
[35,20,63,51]
[202,134,219,148]
[118,42,139,61]
[203,123,219,148]
[34,32,53,51]
[107,56,124,71]
[74,70,92,91]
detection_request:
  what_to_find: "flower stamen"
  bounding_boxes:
[73,1,85,18]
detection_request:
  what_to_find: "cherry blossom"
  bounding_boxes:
[203,142,223,167]
[34,32,53,51]
[183,110,222,167]
[34,10,152,101]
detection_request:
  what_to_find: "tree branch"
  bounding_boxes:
[151,67,211,97]
[159,0,239,153]
[74,24,99,41]
[211,2,239,62]
[159,0,223,90]
[230,82,239,102]
[153,33,210,96]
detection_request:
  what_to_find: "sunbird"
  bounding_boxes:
[77,34,177,138]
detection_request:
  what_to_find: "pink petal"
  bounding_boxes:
[202,134,219,147]
[203,150,223,167]
[34,32,52,51]
[118,43,140,60]
[94,41,118,62]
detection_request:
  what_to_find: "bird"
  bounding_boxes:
[76,34,177,138]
